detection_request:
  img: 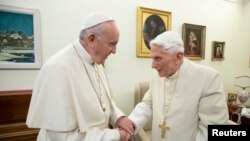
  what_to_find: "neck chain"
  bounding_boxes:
[163,70,179,119]
[73,44,106,112]
[94,64,106,112]
[159,70,180,138]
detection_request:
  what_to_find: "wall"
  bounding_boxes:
[241,1,250,105]
[0,0,249,114]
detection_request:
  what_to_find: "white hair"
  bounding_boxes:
[150,31,184,54]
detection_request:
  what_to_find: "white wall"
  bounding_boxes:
[241,1,250,105]
[0,0,249,114]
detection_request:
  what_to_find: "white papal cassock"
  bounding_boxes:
[26,39,124,141]
[129,59,229,141]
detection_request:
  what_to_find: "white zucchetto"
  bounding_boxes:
[150,31,184,50]
[82,12,114,30]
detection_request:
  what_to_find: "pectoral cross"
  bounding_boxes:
[159,119,169,138]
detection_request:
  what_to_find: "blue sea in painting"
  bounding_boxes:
[0,11,35,63]
[0,11,33,36]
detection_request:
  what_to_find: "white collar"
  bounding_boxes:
[167,58,188,80]
[73,39,94,65]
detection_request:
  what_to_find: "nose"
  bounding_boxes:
[151,60,156,69]
[111,47,116,54]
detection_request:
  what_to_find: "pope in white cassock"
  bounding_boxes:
[26,13,134,141]
[128,31,229,141]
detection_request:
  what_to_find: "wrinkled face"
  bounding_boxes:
[91,22,119,64]
[151,45,182,77]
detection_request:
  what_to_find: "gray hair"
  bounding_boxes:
[79,23,106,40]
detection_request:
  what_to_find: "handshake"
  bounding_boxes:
[116,116,136,141]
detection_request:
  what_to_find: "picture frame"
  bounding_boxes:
[182,23,206,60]
[212,41,225,61]
[227,93,237,106]
[136,6,172,58]
[0,5,41,69]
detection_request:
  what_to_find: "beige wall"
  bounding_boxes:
[0,0,249,114]
[241,1,250,105]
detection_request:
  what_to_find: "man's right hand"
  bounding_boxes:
[116,116,135,135]
[119,129,131,141]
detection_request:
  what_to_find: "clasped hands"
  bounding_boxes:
[116,116,136,141]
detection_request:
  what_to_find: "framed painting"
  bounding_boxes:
[0,5,41,69]
[137,6,172,58]
[212,41,225,61]
[182,23,206,60]
[227,93,237,106]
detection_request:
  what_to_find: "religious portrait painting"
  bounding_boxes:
[182,23,206,60]
[137,6,172,58]
[212,41,225,61]
[0,5,41,69]
[227,93,237,106]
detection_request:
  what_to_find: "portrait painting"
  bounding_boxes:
[0,5,41,69]
[227,93,237,106]
[212,41,225,61]
[182,23,206,60]
[137,6,172,58]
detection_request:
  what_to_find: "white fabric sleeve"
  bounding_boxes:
[129,83,153,134]
[85,128,120,141]
[195,72,229,141]
[128,102,152,134]
[109,99,125,127]
[37,128,120,141]
[195,124,207,141]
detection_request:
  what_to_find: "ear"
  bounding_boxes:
[176,52,184,61]
[87,33,96,46]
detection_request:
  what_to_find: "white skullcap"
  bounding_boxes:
[150,31,184,50]
[82,12,114,30]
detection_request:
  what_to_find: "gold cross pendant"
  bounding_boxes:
[159,119,169,138]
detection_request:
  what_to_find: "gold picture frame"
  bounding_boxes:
[227,93,237,106]
[182,23,206,60]
[136,6,172,58]
[212,41,225,61]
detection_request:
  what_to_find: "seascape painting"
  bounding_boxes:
[0,11,34,63]
[0,5,41,69]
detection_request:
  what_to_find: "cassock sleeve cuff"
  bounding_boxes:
[129,102,152,134]
[110,103,125,127]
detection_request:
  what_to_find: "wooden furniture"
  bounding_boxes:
[228,104,250,124]
[0,90,39,141]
